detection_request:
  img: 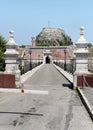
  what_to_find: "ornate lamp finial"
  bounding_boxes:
[76,26,88,44]
[80,26,84,36]
[9,30,14,38]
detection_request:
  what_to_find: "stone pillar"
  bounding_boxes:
[74,27,89,89]
[4,30,21,88]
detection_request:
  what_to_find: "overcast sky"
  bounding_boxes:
[0,0,93,45]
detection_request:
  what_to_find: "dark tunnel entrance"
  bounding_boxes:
[46,56,51,64]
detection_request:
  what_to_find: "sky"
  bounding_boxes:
[0,0,93,45]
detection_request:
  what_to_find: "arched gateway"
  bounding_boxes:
[46,56,50,64]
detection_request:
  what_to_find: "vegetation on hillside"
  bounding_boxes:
[36,28,73,46]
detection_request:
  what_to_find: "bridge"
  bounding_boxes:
[0,27,93,129]
[0,64,93,129]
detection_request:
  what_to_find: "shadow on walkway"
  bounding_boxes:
[62,83,73,90]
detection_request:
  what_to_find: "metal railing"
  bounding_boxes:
[19,60,42,75]
[53,59,76,74]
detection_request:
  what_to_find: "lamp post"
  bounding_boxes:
[22,52,25,74]
[29,49,32,70]
[64,47,67,71]
[38,54,40,65]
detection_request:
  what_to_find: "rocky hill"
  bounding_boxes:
[36,27,73,46]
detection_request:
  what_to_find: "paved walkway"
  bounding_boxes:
[1,64,93,129]
[21,63,93,120]
[53,64,93,120]
[0,63,92,129]
[23,64,93,129]
[77,87,93,119]
[82,87,93,106]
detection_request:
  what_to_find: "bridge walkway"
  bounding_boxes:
[0,64,92,130]
[22,64,93,130]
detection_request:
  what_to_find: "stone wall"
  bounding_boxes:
[0,73,15,88]
[77,74,93,88]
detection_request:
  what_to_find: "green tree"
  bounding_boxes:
[88,43,92,48]
[0,35,7,71]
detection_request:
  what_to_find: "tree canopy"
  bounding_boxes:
[0,35,7,71]
[36,28,73,46]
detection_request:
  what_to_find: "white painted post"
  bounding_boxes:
[4,30,21,88]
[74,27,90,89]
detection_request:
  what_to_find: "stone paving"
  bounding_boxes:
[1,64,93,129]
[82,87,93,107]
[78,87,93,119]
[53,63,93,120]
[21,63,93,120]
